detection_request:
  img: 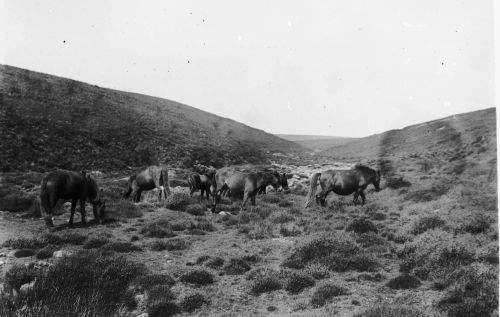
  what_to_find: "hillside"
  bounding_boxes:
[276,134,356,152]
[0,65,304,172]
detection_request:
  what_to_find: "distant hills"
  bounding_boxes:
[276,134,356,152]
[0,65,304,172]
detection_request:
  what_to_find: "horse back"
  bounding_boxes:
[42,170,87,200]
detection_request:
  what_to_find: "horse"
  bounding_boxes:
[187,172,213,201]
[304,164,381,208]
[256,171,289,194]
[124,165,171,203]
[39,170,106,228]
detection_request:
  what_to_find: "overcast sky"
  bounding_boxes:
[0,1,496,137]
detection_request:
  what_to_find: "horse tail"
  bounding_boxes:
[123,175,135,198]
[39,177,54,227]
[305,173,321,208]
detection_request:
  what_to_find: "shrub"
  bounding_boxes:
[179,269,214,286]
[385,177,412,189]
[284,271,315,294]
[163,192,191,211]
[246,222,275,240]
[103,241,142,253]
[36,245,58,259]
[398,229,476,280]
[185,204,206,216]
[250,206,273,219]
[460,213,491,234]
[141,220,177,238]
[305,263,330,279]
[223,258,251,275]
[370,212,387,221]
[150,238,190,251]
[241,254,261,263]
[42,231,87,245]
[14,248,36,258]
[146,284,176,305]
[179,293,209,312]
[411,215,446,235]
[238,211,261,224]
[148,301,181,317]
[83,236,109,249]
[271,211,295,224]
[354,232,389,249]
[193,217,216,232]
[135,273,176,291]
[386,274,421,289]
[250,273,282,295]
[310,283,348,307]
[205,257,225,269]
[4,264,38,290]
[108,199,143,219]
[196,255,211,264]
[280,225,301,237]
[3,237,45,249]
[282,233,378,272]
[346,218,378,234]
[278,200,293,208]
[353,305,427,317]
[261,195,281,204]
[434,263,498,317]
[7,250,146,316]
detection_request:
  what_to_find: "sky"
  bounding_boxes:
[0,0,496,137]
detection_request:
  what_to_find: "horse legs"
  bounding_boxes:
[200,188,205,202]
[69,198,77,225]
[353,189,361,205]
[80,200,86,224]
[359,191,366,206]
[134,190,142,203]
[251,194,256,206]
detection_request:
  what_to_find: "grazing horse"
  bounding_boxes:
[187,172,213,201]
[304,164,381,208]
[40,170,106,228]
[124,165,171,203]
[256,172,289,194]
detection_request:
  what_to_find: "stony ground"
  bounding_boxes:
[0,158,497,316]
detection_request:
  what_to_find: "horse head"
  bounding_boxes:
[84,173,106,221]
[315,192,326,206]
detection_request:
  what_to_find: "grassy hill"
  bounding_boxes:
[0,65,304,172]
[321,107,497,211]
[276,134,356,152]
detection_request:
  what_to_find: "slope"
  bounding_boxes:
[0,65,304,172]
[276,134,357,152]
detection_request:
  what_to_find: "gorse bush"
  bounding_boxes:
[411,215,446,235]
[103,241,142,253]
[179,269,214,286]
[346,218,378,234]
[397,229,476,280]
[250,271,282,295]
[223,258,251,275]
[36,245,58,259]
[386,274,421,289]
[150,238,190,251]
[83,236,109,249]
[179,293,209,312]
[205,256,225,269]
[2,250,147,317]
[141,220,177,238]
[163,192,191,211]
[353,305,427,317]
[4,264,38,290]
[437,263,498,317]
[282,233,379,272]
[310,283,348,307]
[185,204,206,216]
[284,271,315,294]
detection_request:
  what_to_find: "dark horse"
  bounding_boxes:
[212,170,288,210]
[40,170,106,228]
[305,164,381,208]
[124,165,171,203]
[187,171,214,201]
[256,171,289,194]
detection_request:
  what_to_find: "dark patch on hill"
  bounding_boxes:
[0,65,305,172]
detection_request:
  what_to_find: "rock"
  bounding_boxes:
[53,250,72,258]
[136,313,148,317]
[0,260,4,266]
[20,280,35,294]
